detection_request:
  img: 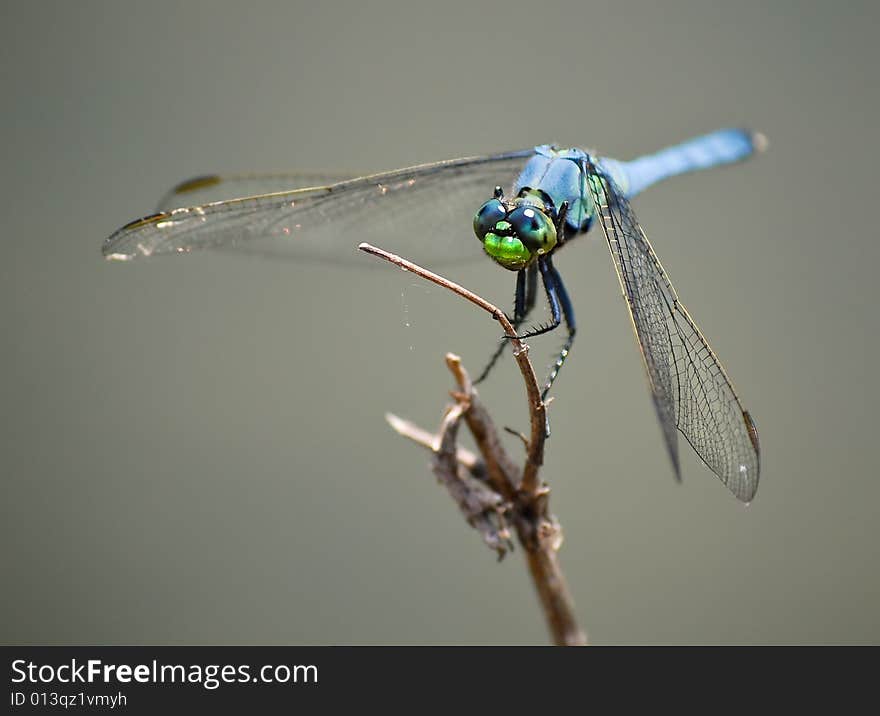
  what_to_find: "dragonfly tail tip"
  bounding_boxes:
[750,131,769,154]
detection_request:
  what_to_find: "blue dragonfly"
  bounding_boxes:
[104,128,764,502]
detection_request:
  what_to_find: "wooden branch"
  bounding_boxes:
[431,399,514,559]
[360,242,586,646]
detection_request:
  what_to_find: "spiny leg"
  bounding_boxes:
[517,255,563,341]
[475,265,538,385]
[536,199,576,399]
[508,255,572,400]
[539,261,577,400]
[510,197,571,345]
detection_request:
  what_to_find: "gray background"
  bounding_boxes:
[3,0,878,644]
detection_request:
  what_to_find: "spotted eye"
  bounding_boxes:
[507,206,557,254]
[473,199,506,239]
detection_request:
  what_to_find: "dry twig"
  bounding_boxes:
[360,242,586,646]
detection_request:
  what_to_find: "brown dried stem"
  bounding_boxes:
[360,242,586,646]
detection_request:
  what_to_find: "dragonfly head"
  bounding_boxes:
[473,188,558,271]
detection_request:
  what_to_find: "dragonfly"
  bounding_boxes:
[103,128,764,502]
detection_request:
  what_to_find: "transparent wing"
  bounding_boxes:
[585,160,760,502]
[104,151,535,265]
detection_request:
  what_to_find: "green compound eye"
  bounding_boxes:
[473,198,506,239]
[507,206,557,254]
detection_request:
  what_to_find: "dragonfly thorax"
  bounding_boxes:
[472,188,558,271]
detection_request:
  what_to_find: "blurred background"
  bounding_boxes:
[3,0,878,645]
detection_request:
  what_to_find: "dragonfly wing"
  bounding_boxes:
[104,151,535,266]
[586,161,760,502]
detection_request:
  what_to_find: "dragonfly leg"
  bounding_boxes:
[474,265,538,385]
[511,255,579,397]
[515,255,563,341]
[539,261,576,400]
[515,256,576,398]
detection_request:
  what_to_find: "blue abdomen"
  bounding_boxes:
[613,128,763,198]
